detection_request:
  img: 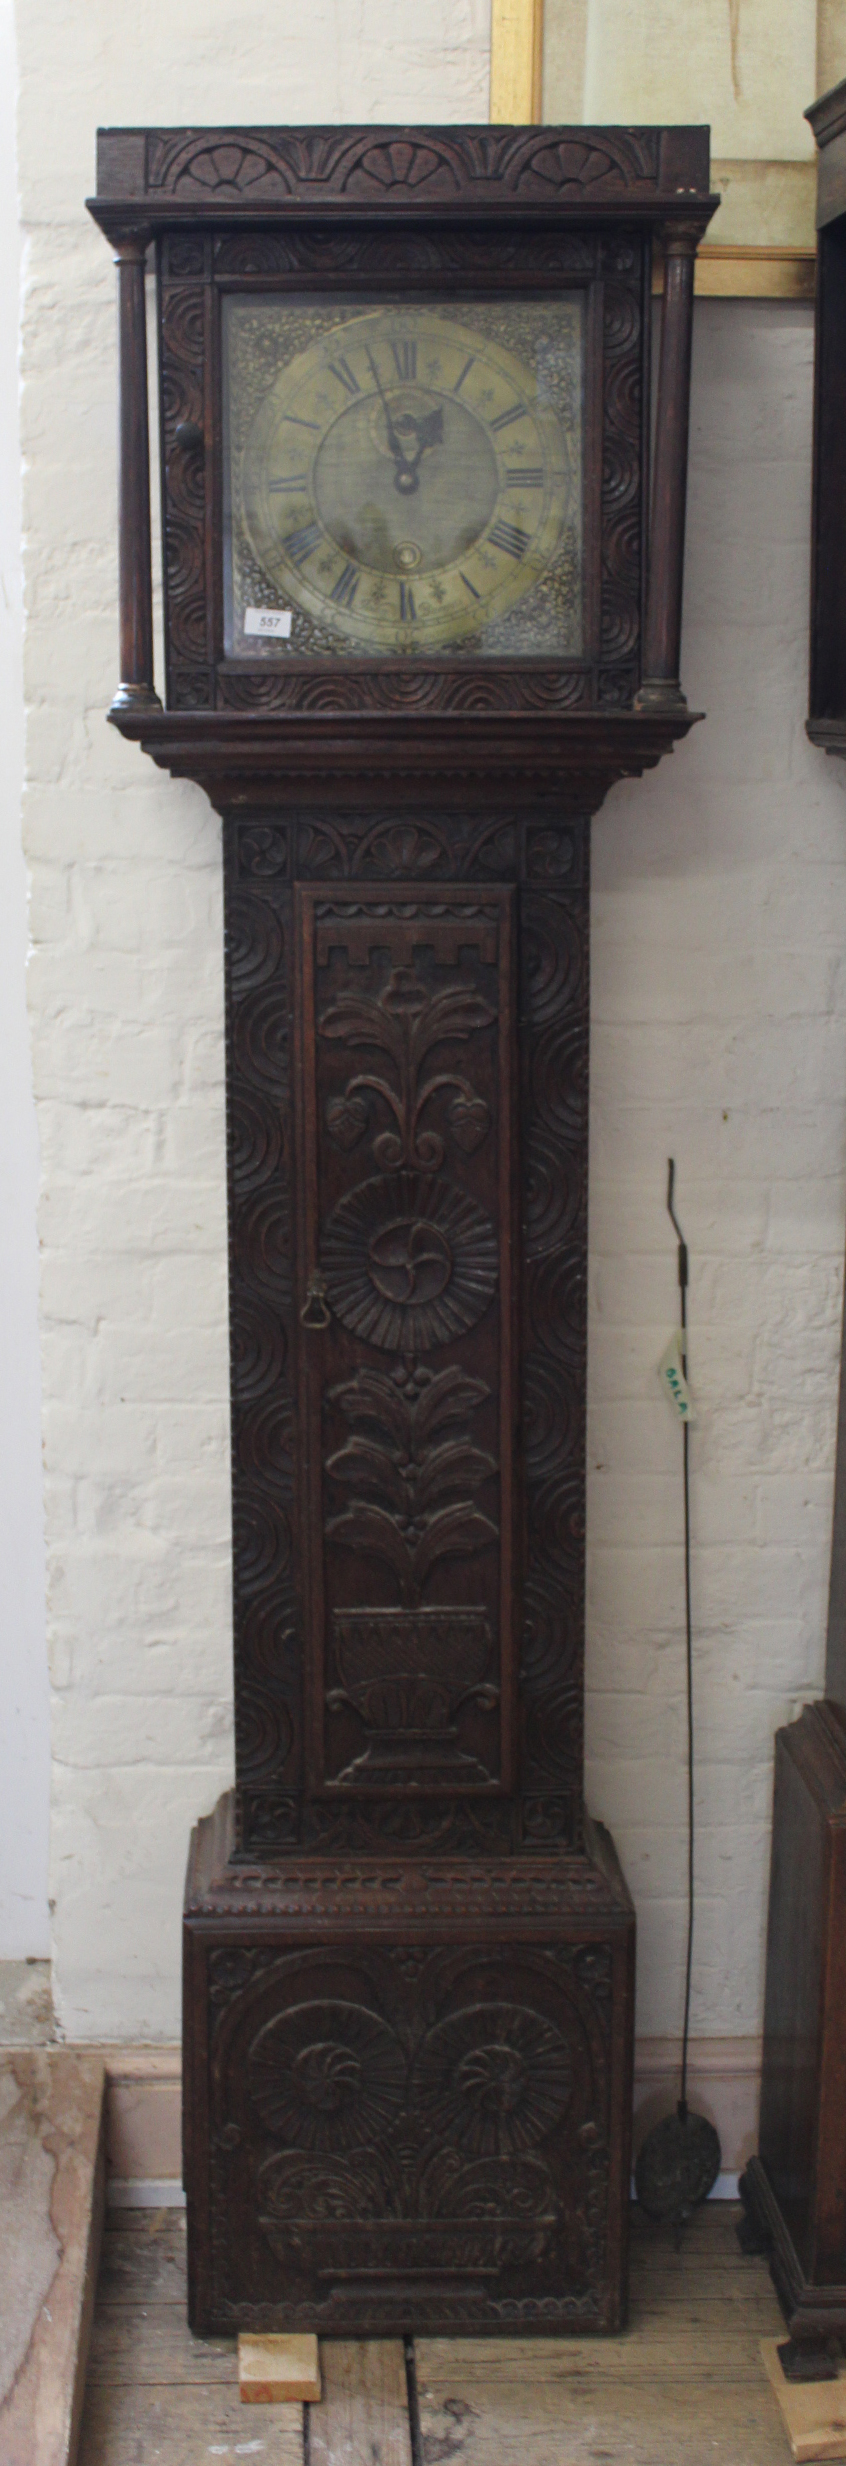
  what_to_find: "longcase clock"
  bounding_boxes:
[88,122,716,2336]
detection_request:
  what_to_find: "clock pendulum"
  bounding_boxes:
[634,1164,721,2238]
[88,121,717,2335]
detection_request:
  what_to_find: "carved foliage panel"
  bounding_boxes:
[295,888,516,1798]
[224,824,300,1842]
[205,1934,616,2330]
[226,818,590,1854]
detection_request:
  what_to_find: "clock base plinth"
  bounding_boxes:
[183,1791,635,2339]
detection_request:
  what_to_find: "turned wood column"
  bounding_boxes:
[635,222,699,714]
[110,233,161,716]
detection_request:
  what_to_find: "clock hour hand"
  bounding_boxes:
[406,406,444,465]
[387,402,445,495]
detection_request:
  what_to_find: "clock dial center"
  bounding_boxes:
[313,387,498,575]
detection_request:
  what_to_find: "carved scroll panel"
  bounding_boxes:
[205,1935,615,2331]
[294,888,516,1798]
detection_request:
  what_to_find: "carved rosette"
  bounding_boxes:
[321,1171,498,1355]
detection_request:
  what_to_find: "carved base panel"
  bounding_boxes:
[183,1792,635,2336]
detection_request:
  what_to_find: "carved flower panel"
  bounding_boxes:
[204,1939,617,2329]
[294,887,516,1799]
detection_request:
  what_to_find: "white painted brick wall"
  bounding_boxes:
[588,301,846,2037]
[14,0,492,2040]
[14,0,846,2042]
[0,0,49,1961]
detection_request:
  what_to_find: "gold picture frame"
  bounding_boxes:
[488,0,817,296]
[489,0,543,122]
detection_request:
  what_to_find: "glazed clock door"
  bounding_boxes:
[293,886,518,1798]
[222,295,585,660]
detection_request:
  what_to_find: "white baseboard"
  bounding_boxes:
[112,2172,741,2210]
[93,2040,760,2196]
[107,2177,186,2207]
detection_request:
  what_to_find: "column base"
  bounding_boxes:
[183,1791,635,2338]
[108,681,164,717]
[633,678,689,715]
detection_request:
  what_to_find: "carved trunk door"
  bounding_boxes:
[294,888,517,1799]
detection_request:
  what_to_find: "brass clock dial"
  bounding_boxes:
[224,298,584,659]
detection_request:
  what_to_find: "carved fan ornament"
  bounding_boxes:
[143,123,670,208]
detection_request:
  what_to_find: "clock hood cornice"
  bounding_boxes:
[87,122,717,243]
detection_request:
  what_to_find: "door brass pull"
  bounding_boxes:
[300,1270,330,1330]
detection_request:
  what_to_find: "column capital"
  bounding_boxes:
[660,216,710,259]
[110,227,152,266]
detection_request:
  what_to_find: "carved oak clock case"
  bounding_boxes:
[88,122,715,2336]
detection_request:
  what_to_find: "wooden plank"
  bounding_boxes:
[239,2336,321,2404]
[628,2294,786,2336]
[310,2343,412,2466]
[88,2305,237,2387]
[0,2050,106,2466]
[96,2211,188,2305]
[761,2341,846,2462]
[416,2367,789,2466]
[416,2312,783,2382]
[630,2202,748,2255]
[77,2378,304,2466]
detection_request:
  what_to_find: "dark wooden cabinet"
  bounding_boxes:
[742,1706,846,2362]
[88,122,715,2335]
[807,80,846,754]
[741,79,846,2373]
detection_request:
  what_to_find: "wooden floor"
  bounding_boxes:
[78,2202,794,2464]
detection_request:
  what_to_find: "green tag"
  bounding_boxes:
[657,1330,693,1425]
